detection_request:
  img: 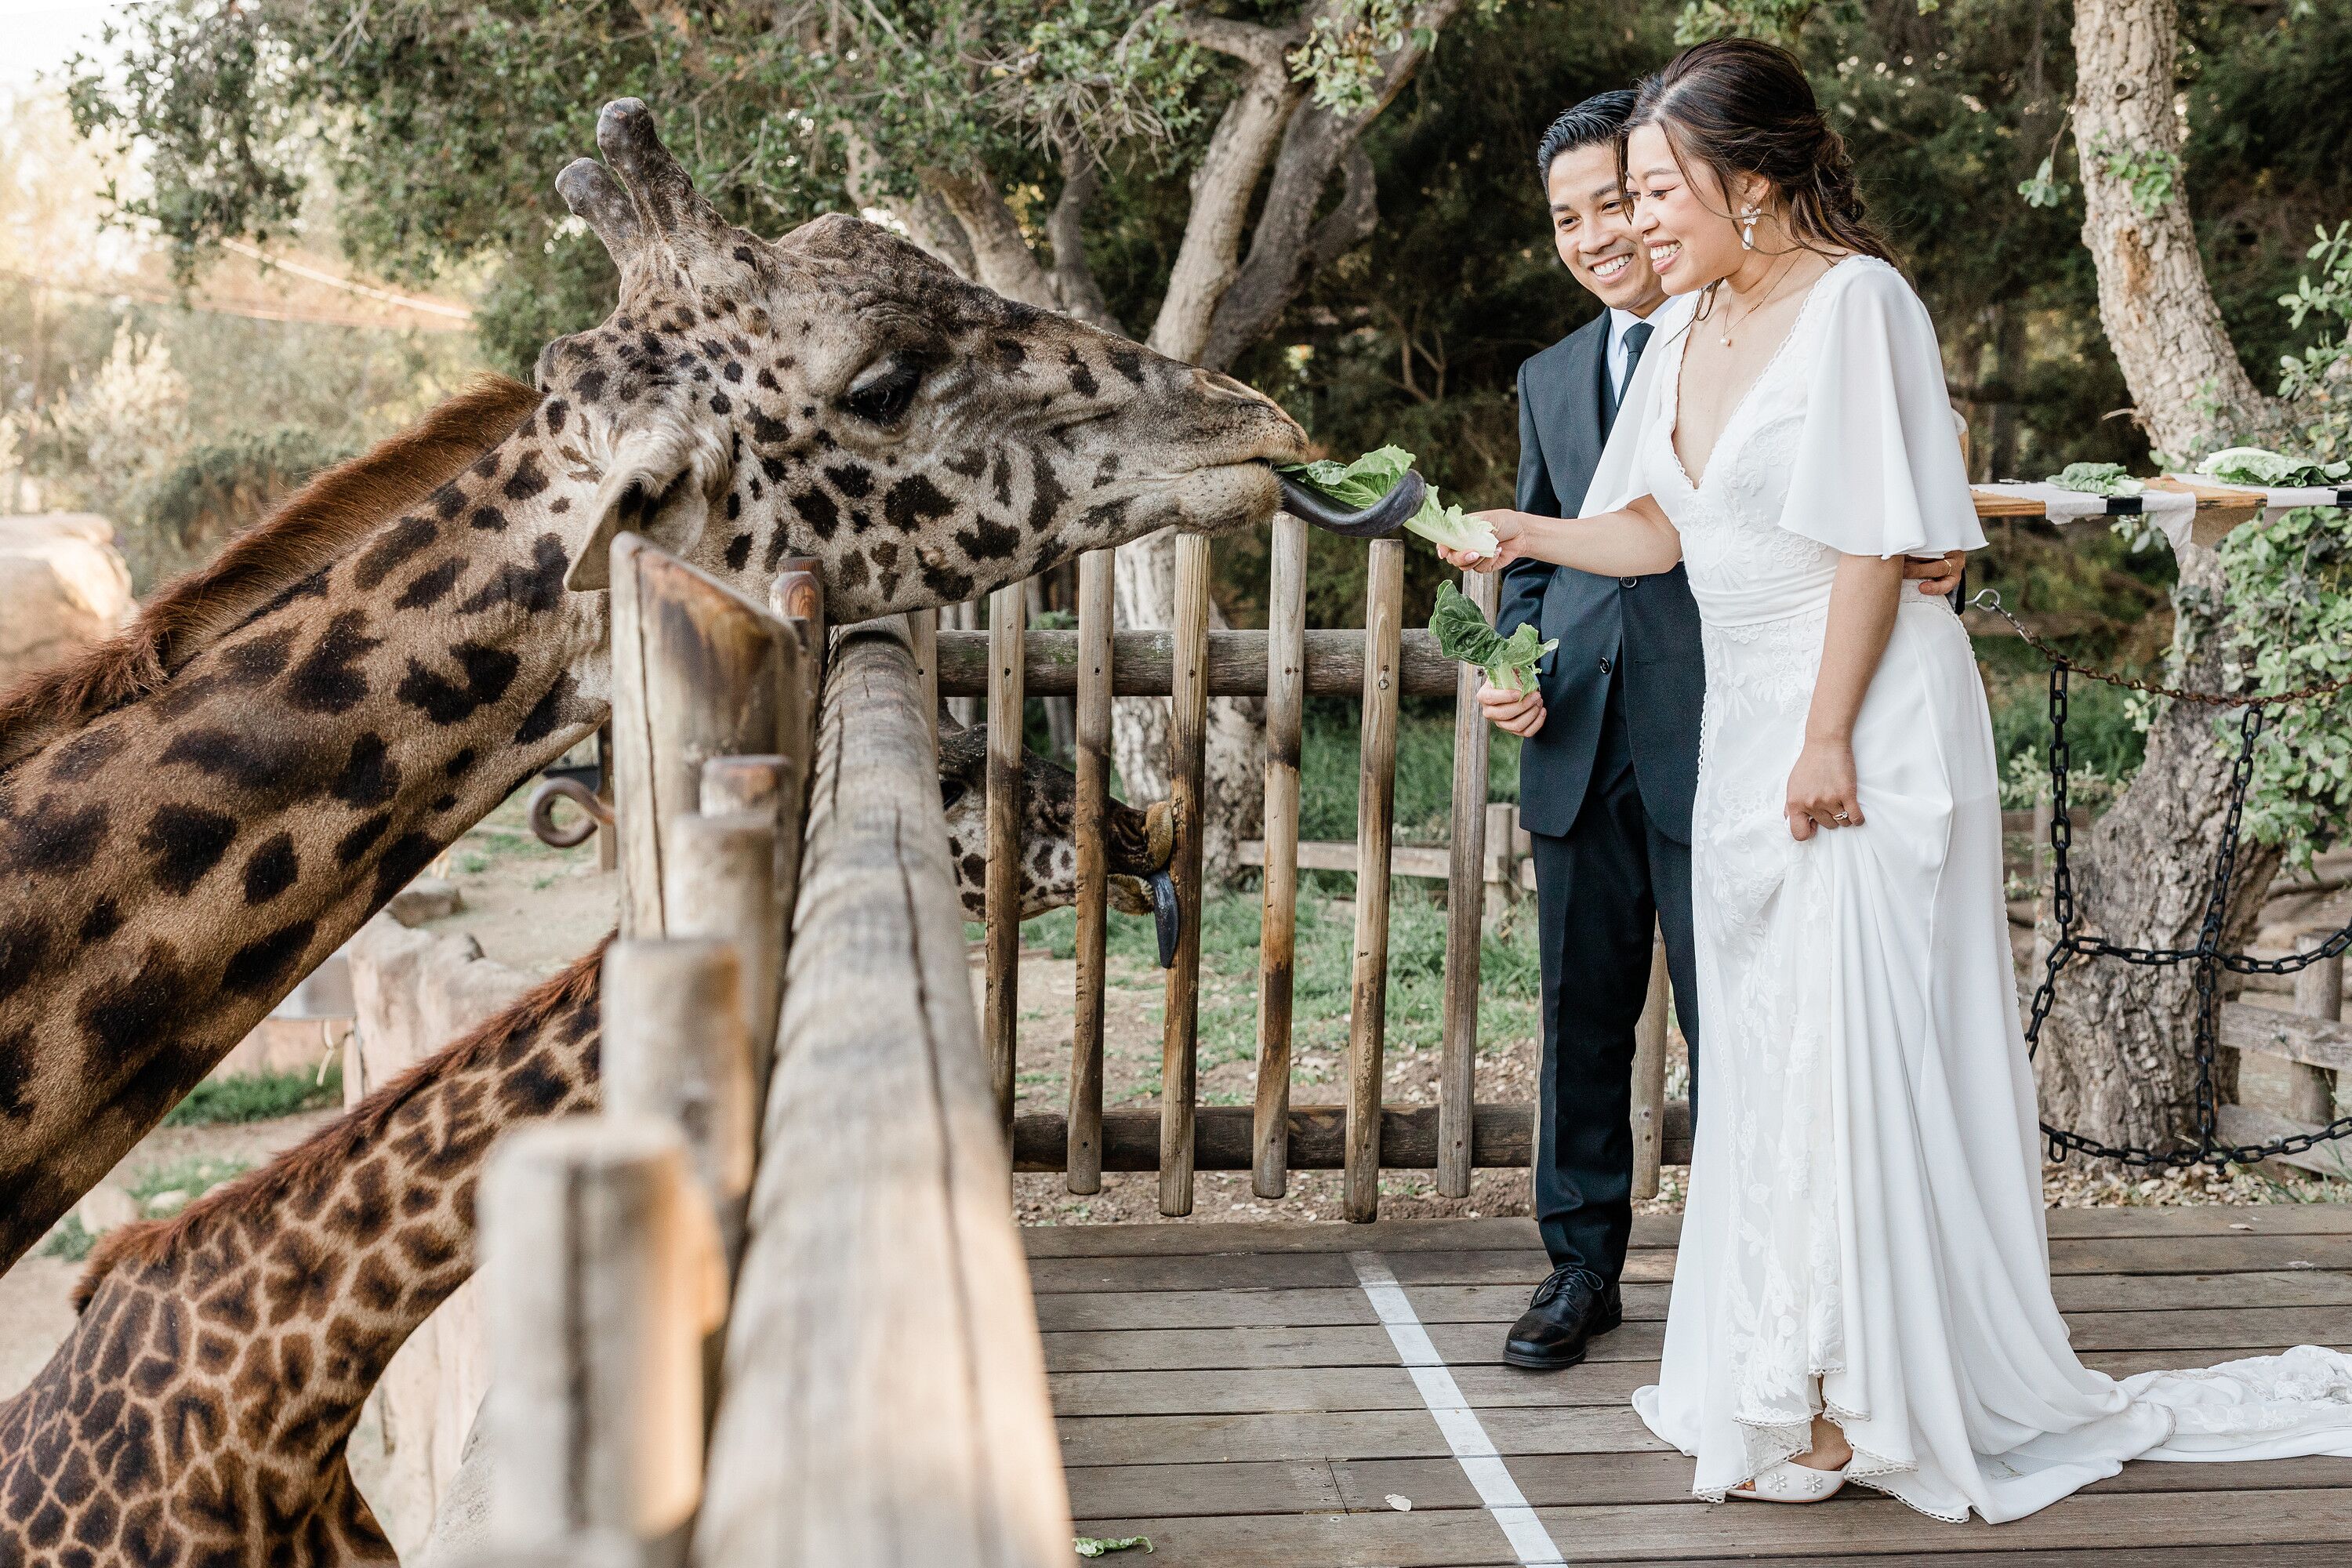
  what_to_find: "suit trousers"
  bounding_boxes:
[1530,670,1700,1282]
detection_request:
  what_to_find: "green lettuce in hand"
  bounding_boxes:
[2195,446,2352,488]
[1279,446,1499,557]
[1430,580,1555,695]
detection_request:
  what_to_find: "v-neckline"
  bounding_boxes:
[1667,256,1856,492]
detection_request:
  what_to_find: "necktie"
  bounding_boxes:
[1616,320,1654,413]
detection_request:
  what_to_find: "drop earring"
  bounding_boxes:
[1740,205,1759,251]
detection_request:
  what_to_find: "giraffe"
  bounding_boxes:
[0,739,1171,1567]
[0,95,1319,1269]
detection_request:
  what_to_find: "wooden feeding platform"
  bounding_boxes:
[1032,1208,2352,1566]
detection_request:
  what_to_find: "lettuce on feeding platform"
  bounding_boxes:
[2046,462,2144,497]
[1278,446,1500,556]
[1429,580,1555,694]
[2195,446,2351,488]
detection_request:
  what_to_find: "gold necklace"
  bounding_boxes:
[1714,254,1802,348]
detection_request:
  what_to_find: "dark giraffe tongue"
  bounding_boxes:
[1146,869,1181,970]
[1276,468,1426,539]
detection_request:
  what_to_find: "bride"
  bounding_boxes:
[1439,34,2352,1524]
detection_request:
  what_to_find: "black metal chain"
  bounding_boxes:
[1969,589,2352,1171]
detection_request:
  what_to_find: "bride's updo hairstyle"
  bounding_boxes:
[1621,36,1894,266]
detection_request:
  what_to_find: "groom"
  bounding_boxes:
[1487,92,1962,1370]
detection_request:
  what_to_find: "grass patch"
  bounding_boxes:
[35,1156,256,1263]
[1301,699,1519,845]
[163,1063,342,1127]
[125,1156,252,1208]
[38,1217,94,1263]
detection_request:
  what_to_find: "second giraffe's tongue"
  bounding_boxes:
[1276,467,1425,538]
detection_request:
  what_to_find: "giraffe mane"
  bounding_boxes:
[0,373,545,776]
[72,934,608,1312]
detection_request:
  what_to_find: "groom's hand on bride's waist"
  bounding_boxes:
[1903,551,1966,597]
[1478,679,1546,738]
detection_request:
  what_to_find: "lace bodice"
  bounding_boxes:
[1639,292,1845,627]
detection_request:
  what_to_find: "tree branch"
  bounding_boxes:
[1195,0,1462,368]
[1167,11,1298,71]
[1145,13,1312,359]
[1047,140,1123,333]
[925,170,1058,310]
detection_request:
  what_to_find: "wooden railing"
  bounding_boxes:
[475,536,1071,1565]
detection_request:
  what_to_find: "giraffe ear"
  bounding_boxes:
[565,425,730,592]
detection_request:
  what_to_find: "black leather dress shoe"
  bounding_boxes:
[1502,1265,1622,1370]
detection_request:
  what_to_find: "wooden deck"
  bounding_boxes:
[1026,1207,2352,1566]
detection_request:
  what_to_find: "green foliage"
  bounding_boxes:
[129,427,354,589]
[2276,221,2352,470]
[38,1218,94,1262]
[162,1063,343,1127]
[2016,154,2072,210]
[2088,134,2184,220]
[2219,504,2352,862]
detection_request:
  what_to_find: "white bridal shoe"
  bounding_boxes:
[1730,1457,1849,1504]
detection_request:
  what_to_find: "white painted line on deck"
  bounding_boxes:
[1348,1250,1568,1566]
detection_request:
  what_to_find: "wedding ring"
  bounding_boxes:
[1831,811,1850,822]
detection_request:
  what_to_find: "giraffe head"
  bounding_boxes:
[935,721,1178,960]
[535,100,1312,616]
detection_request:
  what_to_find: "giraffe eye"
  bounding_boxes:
[842,358,924,425]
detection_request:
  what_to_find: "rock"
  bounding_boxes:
[74,1183,140,1236]
[387,877,464,927]
[143,1189,191,1218]
[0,514,134,691]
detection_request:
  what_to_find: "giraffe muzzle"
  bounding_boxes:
[1276,466,1427,539]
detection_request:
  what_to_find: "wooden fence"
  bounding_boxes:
[476,535,1072,1565]
[925,524,1690,1222]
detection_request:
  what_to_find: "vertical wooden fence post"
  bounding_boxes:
[1068,550,1115,1193]
[906,607,939,737]
[1438,567,1497,1198]
[483,1117,704,1568]
[608,536,787,938]
[986,583,1028,1131]
[601,938,756,1269]
[2299,927,2346,1120]
[1629,925,1670,1200]
[1161,535,1214,1216]
[655,812,781,1138]
[1345,539,1404,1223]
[1253,514,1308,1199]
[596,724,619,873]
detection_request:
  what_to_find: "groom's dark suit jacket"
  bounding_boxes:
[1507,307,1705,1283]
[1500,314,1704,840]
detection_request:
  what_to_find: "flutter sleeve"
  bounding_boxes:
[1777,260,1985,557]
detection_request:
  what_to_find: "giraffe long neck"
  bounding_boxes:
[0,949,606,1563]
[0,413,615,1269]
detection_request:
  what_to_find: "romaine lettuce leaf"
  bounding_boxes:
[1430,581,1555,694]
[2196,446,2352,488]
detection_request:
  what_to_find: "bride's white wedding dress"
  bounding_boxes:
[1585,253,2352,1523]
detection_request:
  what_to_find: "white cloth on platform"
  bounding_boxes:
[1576,254,2352,1523]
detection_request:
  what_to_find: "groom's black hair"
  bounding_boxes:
[1536,89,1638,187]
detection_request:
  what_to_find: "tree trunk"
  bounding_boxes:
[2032,537,2279,1152]
[2035,0,2285,1156]
[2070,0,2278,458]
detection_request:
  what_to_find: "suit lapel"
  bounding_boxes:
[1552,316,1611,507]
